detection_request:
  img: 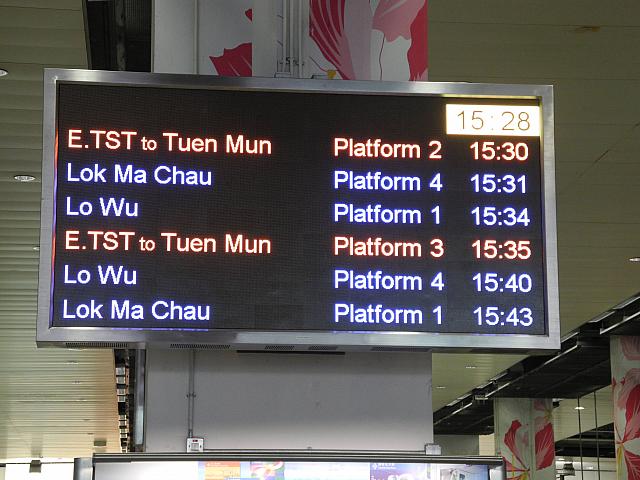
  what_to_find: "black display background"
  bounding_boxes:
[51,83,546,334]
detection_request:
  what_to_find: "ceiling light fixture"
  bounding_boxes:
[0,68,8,77]
[465,365,477,369]
[629,257,640,262]
[33,246,40,251]
[435,385,447,389]
[574,406,585,410]
[13,174,36,182]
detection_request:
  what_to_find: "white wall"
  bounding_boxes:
[145,349,433,451]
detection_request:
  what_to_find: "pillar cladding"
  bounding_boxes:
[144,349,433,451]
[611,336,640,480]
[493,398,555,480]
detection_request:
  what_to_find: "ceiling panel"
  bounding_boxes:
[430,0,640,27]
[432,353,524,409]
[430,26,640,81]
[431,0,640,417]
[554,387,613,441]
[0,0,120,462]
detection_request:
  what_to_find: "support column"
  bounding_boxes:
[145,349,433,451]
[146,0,435,455]
[494,398,555,479]
[611,336,640,480]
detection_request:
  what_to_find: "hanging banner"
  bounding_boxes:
[308,0,427,80]
[193,0,428,80]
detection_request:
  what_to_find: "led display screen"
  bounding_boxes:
[38,70,558,350]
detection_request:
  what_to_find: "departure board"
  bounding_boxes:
[37,70,559,351]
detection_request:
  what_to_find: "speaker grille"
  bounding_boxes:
[65,342,128,349]
[264,345,295,351]
[169,344,231,350]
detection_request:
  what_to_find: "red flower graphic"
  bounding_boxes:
[622,337,640,361]
[503,419,530,479]
[532,399,555,470]
[535,423,555,470]
[625,449,640,480]
[209,42,252,77]
[373,0,425,41]
[623,384,640,443]
[615,370,640,411]
[407,1,427,81]
[309,0,371,79]
[613,367,640,479]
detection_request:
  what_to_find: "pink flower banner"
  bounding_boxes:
[309,0,428,80]
[611,336,640,480]
[494,398,555,480]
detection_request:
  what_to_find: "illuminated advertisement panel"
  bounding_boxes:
[38,69,558,351]
[89,455,505,480]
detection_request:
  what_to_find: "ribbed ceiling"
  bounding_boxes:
[430,0,640,409]
[0,0,120,461]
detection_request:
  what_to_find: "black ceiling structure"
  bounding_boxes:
[434,293,640,457]
[85,0,151,72]
[555,424,616,459]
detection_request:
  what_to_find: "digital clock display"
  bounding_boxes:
[446,104,541,136]
[37,71,558,350]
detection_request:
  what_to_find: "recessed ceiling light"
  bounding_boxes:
[574,406,585,410]
[465,365,477,369]
[0,68,8,77]
[33,246,40,251]
[435,385,447,389]
[13,174,36,182]
[557,457,565,461]
[629,257,640,262]
[587,466,594,470]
